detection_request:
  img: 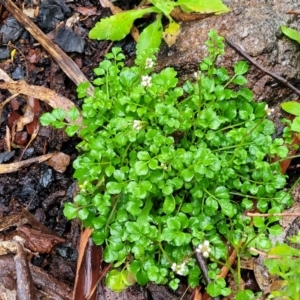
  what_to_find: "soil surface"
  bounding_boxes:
[0,0,299,299]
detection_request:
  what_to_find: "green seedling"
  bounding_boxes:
[89,0,230,57]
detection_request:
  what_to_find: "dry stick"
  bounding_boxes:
[217,247,238,279]
[0,0,93,92]
[225,38,300,97]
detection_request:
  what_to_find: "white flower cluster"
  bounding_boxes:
[196,240,211,258]
[132,120,143,131]
[193,71,201,80]
[171,262,186,276]
[145,58,154,69]
[141,75,152,87]
[265,104,275,116]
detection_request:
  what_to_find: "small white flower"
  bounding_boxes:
[196,240,211,257]
[171,262,186,276]
[202,251,210,258]
[145,58,154,69]
[265,104,275,116]
[171,263,177,272]
[141,75,152,87]
[194,71,201,80]
[196,245,203,253]
[203,240,210,247]
[133,120,143,131]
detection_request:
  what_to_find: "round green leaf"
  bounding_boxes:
[105,270,126,292]
[134,161,149,176]
[163,195,175,214]
[106,182,123,194]
[63,203,78,220]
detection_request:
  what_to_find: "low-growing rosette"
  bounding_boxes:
[43,32,294,297]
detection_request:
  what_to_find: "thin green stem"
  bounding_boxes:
[121,142,132,165]
[105,194,122,232]
[158,243,173,264]
[211,142,253,152]
[105,72,110,101]
[223,75,236,88]
[237,174,265,185]
[204,188,218,201]
[229,192,278,201]
[216,121,246,132]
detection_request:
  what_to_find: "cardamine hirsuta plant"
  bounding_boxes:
[41,30,292,297]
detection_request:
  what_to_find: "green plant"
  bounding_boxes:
[89,0,229,57]
[281,101,300,133]
[40,30,293,296]
[264,231,300,300]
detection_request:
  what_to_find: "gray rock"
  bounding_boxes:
[157,0,300,103]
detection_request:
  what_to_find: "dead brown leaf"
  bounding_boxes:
[45,151,70,173]
[17,225,65,254]
[191,287,202,300]
[0,214,27,232]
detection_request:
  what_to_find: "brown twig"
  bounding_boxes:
[225,37,300,97]
[217,248,237,279]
